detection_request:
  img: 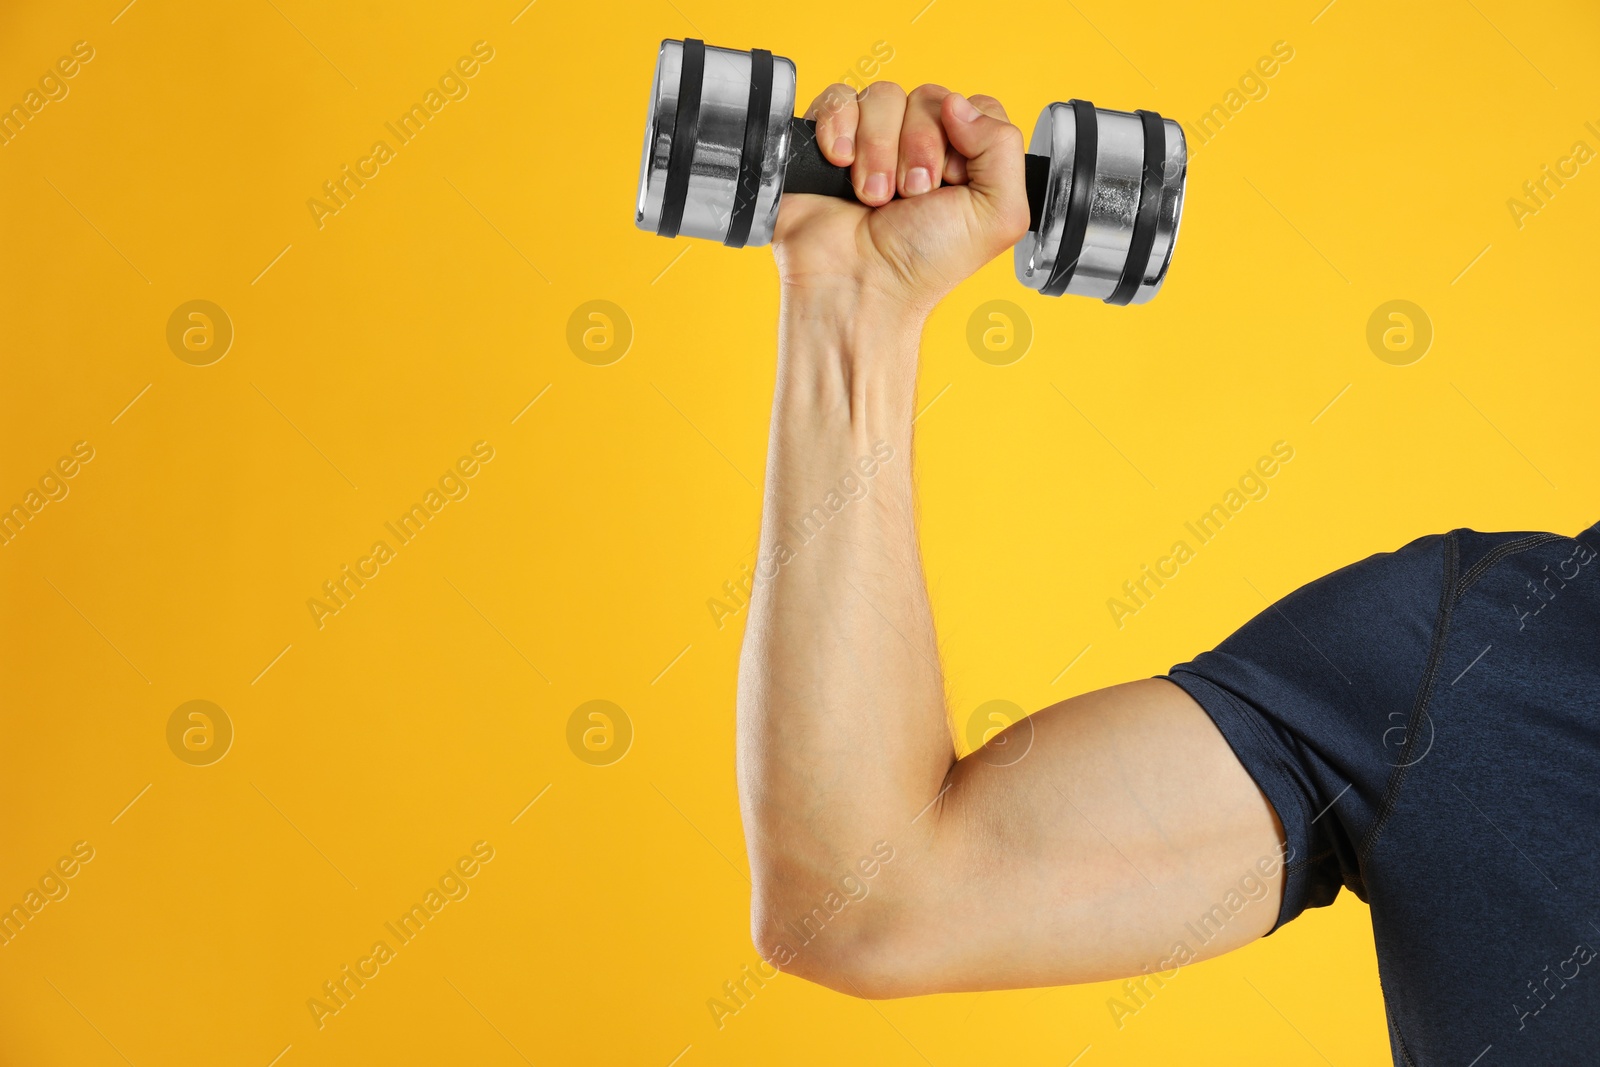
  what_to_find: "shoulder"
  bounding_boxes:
[1175,531,1450,708]
[1445,522,1600,644]
[1160,523,1592,929]
[1161,531,1452,923]
[1452,523,1598,603]
[1172,524,1595,711]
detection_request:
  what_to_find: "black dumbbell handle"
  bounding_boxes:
[784,118,1051,232]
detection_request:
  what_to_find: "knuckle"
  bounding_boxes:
[909,83,949,103]
[860,80,907,103]
[969,94,1009,119]
[814,84,856,119]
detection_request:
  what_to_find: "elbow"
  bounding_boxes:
[749,879,935,1001]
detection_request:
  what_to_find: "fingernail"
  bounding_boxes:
[951,94,980,123]
[864,173,889,200]
[833,135,853,159]
[905,167,932,194]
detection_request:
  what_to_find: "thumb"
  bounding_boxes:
[942,93,1029,243]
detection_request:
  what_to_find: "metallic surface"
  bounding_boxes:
[636,41,796,247]
[1015,102,1186,302]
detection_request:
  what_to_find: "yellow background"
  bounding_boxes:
[2,0,1596,1063]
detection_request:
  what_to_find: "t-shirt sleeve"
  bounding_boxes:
[1160,533,1448,932]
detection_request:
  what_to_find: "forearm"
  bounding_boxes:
[736,288,953,965]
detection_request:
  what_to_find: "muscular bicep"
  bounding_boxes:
[891,678,1288,993]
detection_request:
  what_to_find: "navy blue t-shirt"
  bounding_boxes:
[1165,523,1600,1066]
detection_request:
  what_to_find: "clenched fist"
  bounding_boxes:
[772,82,1031,318]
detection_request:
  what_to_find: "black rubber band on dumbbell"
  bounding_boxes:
[1105,110,1166,306]
[657,38,705,239]
[724,48,773,248]
[1041,100,1098,298]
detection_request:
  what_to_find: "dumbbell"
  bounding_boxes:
[635,39,1187,304]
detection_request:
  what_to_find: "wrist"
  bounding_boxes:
[778,282,928,338]
[776,286,926,432]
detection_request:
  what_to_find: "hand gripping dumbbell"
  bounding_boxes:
[635,39,1188,304]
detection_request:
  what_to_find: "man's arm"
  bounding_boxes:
[736,84,1288,998]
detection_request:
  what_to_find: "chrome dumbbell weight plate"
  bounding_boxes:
[1014,101,1186,304]
[636,39,797,247]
